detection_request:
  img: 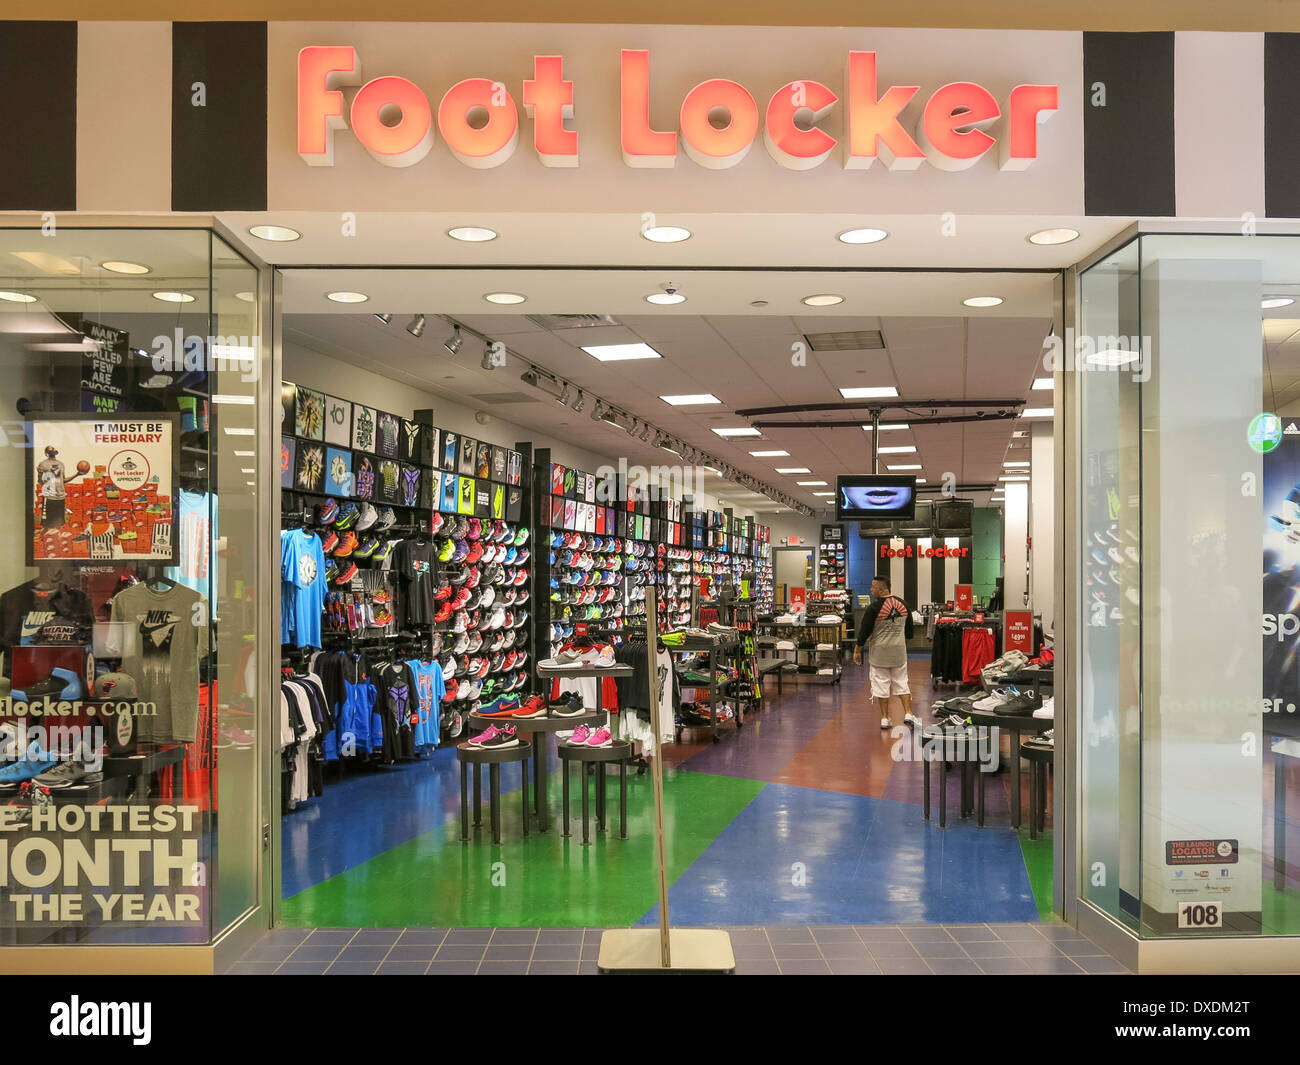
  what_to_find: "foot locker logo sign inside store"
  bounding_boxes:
[297,47,1058,171]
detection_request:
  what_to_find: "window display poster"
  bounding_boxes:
[564,467,578,499]
[28,414,178,565]
[427,427,441,471]
[550,496,564,528]
[399,463,421,508]
[324,395,352,446]
[457,435,477,477]
[352,403,377,453]
[584,472,596,503]
[280,436,296,489]
[474,483,492,519]
[295,386,325,440]
[564,498,577,529]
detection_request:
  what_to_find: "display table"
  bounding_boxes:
[959,707,1052,828]
[456,738,531,845]
[1020,738,1053,840]
[104,743,188,801]
[467,709,600,833]
[557,738,632,844]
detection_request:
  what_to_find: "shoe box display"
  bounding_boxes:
[818,541,847,590]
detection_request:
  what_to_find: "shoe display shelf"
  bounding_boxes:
[542,531,654,656]
[671,632,744,744]
[766,620,844,684]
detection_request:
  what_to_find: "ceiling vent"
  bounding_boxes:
[468,392,540,405]
[525,314,623,330]
[801,329,885,351]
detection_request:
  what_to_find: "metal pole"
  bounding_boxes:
[871,407,881,474]
[644,585,671,968]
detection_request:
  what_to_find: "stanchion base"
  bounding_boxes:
[597,928,735,974]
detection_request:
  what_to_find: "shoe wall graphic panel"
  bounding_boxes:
[28,413,179,565]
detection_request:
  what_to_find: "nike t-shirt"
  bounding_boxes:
[281,528,326,647]
[405,658,445,747]
[393,539,438,628]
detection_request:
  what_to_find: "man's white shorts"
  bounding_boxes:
[869,664,910,698]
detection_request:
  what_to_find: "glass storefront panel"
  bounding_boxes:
[0,228,262,947]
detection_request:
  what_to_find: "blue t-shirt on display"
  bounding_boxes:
[281,528,326,648]
[405,658,445,748]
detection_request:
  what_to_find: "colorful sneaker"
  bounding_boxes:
[319,530,339,553]
[585,726,613,748]
[335,502,360,530]
[334,531,360,557]
[477,697,522,718]
[477,725,520,750]
[318,498,339,524]
[438,539,456,563]
[434,602,453,623]
[513,695,548,718]
[467,723,504,746]
[375,506,397,532]
[334,562,359,584]
[353,536,380,559]
[566,724,594,746]
[371,539,395,563]
[371,588,392,604]
[371,608,393,626]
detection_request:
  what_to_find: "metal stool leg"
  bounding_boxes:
[473,763,482,828]
[1028,762,1039,841]
[619,761,627,839]
[561,757,571,837]
[977,754,985,828]
[597,764,607,831]
[490,764,502,845]
[939,756,947,829]
[581,761,591,846]
[522,755,530,837]
[460,761,470,841]
[923,745,931,821]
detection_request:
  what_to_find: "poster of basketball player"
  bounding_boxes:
[27,413,179,565]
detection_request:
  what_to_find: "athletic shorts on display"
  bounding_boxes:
[869,663,910,698]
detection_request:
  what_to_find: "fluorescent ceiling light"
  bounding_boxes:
[749,450,789,457]
[775,467,811,474]
[100,260,150,275]
[582,342,663,362]
[1027,227,1080,246]
[240,468,254,474]
[711,427,761,438]
[248,224,300,242]
[877,445,917,454]
[646,291,687,305]
[223,427,255,436]
[326,290,368,304]
[1022,407,1054,418]
[812,491,834,496]
[235,291,255,303]
[1003,461,1030,467]
[0,291,38,303]
[246,481,255,487]
[211,394,254,405]
[839,386,898,399]
[862,423,909,431]
[484,292,526,305]
[999,475,1030,481]
[1012,430,1028,438]
[796,480,828,486]
[1085,348,1139,368]
[915,478,928,484]
[660,393,721,405]
[888,464,922,471]
[152,291,194,303]
[642,225,691,243]
[447,226,497,242]
[233,450,254,457]
[11,251,80,275]
[1263,296,1295,309]
[962,296,1004,308]
[1031,377,1054,390]
[838,227,888,245]
[802,294,844,307]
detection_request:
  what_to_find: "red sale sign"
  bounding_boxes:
[954,584,973,611]
[790,587,806,610]
[1004,609,1034,655]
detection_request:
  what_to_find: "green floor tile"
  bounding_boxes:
[1260,879,1300,935]
[281,768,765,928]
[1017,827,1055,919]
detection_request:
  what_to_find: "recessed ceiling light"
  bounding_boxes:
[248,224,301,242]
[1027,227,1080,246]
[812,491,835,497]
[582,342,662,362]
[888,464,922,471]
[211,394,254,405]
[642,225,691,243]
[484,292,526,305]
[447,226,498,242]
[326,290,368,304]
[100,260,150,274]
[1004,461,1031,467]
[223,427,255,436]
[1012,430,1028,438]
[915,478,928,484]
[1263,296,1296,309]
[1085,348,1140,368]
[240,468,255,474]
[152,291,194,303]
[235,291,255,303]
[660,394,721,405]
[999,475,1031,482]
[646,291,687,305]
[802,294,844,307]
[963,296,1004,308]
[861,423,909,431]
[1022,407,1054,418]
[796,480,828,486]
[1031,377,1054,390]
[233,450,254,457]
[840,386,899,399]
[0,290,37,303]
[877,445,917,454]
[837,227,888,245]
[775,467,811,474]
[711,427,761,438]
[750,450,790,457]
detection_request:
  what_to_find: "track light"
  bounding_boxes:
[627,417,639,437]
[406,314,427,338]
[521,369,540,387]
[557,382,571,406]
[640,425,651,443]
[443,325,463,355]
[571,391,585,414]
[481,344,498,371]
[373,313,392,324]
[591,400,605,421]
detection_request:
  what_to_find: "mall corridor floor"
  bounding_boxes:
[278,658,1056,932]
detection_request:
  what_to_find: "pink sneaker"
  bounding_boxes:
[469,724,502,746]
[567,725,593,746]
[585,726,613,748]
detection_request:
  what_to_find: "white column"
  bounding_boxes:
[1031,421,1055,628]
[1003,482,1029,608]
[916,537,933,606]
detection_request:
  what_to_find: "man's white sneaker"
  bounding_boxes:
[880,716,892,729]
[904,713,919,728]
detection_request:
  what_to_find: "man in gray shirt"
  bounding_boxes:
[853,575,916,730]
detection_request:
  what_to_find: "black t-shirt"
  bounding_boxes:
[394,539,438,628]
[0,581,93,676]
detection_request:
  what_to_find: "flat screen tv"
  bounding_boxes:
[894,499,934,538]
[836,474,916,522]
[933,498,974,537]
